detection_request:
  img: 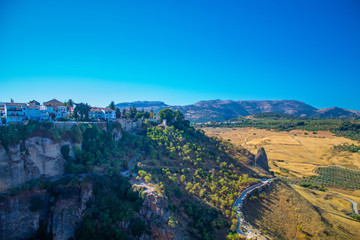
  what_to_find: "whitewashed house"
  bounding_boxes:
[26,106,42,121]
[89,107,105,120]
[4,100,27,124]
[43,99,68,119]
[102,108,116,121]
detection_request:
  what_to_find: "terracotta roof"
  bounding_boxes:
[90,108,103,112]
[102,108,115,111]
[44,99,63,106]
[5,103,26,106]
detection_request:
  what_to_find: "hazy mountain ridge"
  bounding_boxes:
[115,100,360,122]
[116,101,169,112]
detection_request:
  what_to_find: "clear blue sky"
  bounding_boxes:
[1,0,359,110]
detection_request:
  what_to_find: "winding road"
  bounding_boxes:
[232,178,276,239]
[337,195,359,214]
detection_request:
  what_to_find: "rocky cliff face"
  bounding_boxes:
[0,181,93,240]
[52,182,93,240]
[254,147,269,172]
[138,185,188,240]
[0,190,49,240]
[0,136,72,192]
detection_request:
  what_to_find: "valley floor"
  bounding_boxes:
[203,127,360,239]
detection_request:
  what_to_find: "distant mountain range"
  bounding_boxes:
[116,100,360,122]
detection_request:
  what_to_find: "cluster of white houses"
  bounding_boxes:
[0,99,116,124]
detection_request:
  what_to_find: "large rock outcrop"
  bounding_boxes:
[0,137,71,192]
[254,147,269,172]
[138,184,188,240]
[0,181,93,240]
[52,182,93,240]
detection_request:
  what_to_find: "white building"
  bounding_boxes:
[43,99,69,119]
[26,106,42,121]
[102,108,116,121]
[89,108,105,120]
[4,101,27,124]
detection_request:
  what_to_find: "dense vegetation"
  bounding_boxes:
[283,166,360,190]
[76,175,145,240]
[202,118,360,141]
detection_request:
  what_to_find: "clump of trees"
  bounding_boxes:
[73,103,91,121]
[333,143,360,153]
[159,108,190,129]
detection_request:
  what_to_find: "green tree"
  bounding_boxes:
[116,108,121,119]
[73,103,90,121]
[109,101,116,110]
[122,109,127,118]
[129,105,138,118]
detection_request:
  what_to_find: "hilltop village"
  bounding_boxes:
[0,99,159,125]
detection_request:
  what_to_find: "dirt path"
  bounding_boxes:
[336,194,359,214]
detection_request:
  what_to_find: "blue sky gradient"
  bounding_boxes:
[1,0,360,109]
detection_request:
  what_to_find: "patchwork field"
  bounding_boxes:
[202,127,360,177]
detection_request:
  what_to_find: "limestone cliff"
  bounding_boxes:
[0,137,73,192]
[254,147,269,172]
[0,181,93,240]
[52,182,93,240]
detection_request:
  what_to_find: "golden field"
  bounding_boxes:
[202,127,360,177]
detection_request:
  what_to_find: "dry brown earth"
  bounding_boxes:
[203,127,360,177]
